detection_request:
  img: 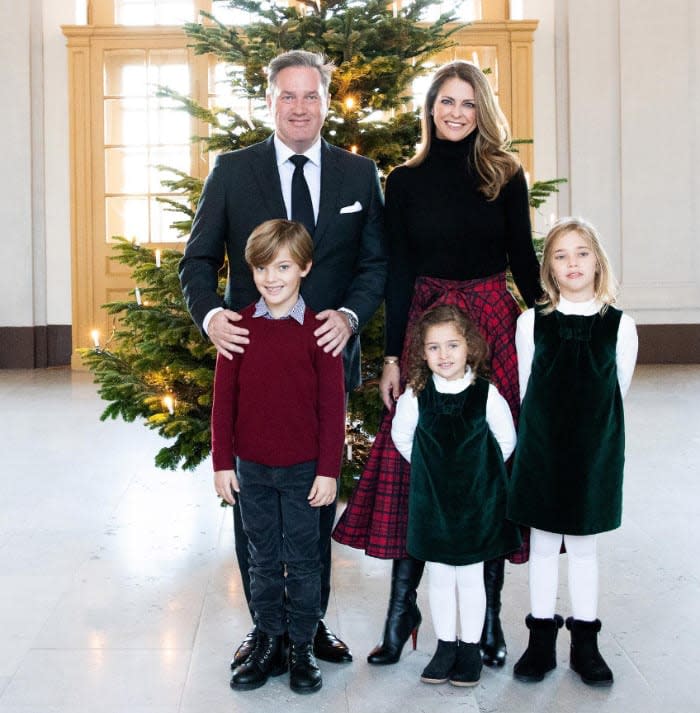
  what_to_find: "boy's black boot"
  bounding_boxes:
[513,614,564,682]
[289,641,322,694]
[230,631,287,691]
[566,617,614,686]
[420,639,458,684]
[230,625,258,670]
[480,557,507,666]
[367,556,425,665]
[449,641,482,687]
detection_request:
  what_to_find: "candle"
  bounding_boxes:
[350,145,358,154]
[135,287,142,306]
[549,212,557,227]
[155,249,161,268]
[163,395,174,415]
[347,443,353,461]
[90,329,100,348]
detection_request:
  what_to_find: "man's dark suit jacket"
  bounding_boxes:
[179,135,387,390]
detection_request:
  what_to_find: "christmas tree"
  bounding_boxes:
[81,0,563,494]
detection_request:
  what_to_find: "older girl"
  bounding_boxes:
[508,218,638,686]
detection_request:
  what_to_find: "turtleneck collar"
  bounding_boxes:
[429,129,477,159]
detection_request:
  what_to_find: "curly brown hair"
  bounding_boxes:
[406,305,490,395]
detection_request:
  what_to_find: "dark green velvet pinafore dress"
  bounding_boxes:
[507,306,625,535]
[406,376,522,566]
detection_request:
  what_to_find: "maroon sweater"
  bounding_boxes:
[211,304,345,477]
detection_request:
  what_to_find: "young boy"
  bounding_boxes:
[211,219,345,695]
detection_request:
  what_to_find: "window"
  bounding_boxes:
[104,48,192,243]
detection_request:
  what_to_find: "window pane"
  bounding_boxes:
[149,49,190,95]
[151,197,189,243]
[116,0,195,25]
[105,148,150,193]
[106,196,149,242]
[105,98,149,145]
[149,98,191,144]
[104,51,148,96]
[149,146,191,191]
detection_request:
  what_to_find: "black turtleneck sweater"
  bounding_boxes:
[384,133,541,355]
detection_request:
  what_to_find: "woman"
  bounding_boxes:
[333,61,541,668]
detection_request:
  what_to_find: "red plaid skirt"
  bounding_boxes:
[333,273,529,562]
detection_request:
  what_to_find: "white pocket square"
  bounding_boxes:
[339,201,363,214]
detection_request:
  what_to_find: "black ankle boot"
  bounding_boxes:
[480,557,507,666]
[566,617,614,686]
[230,631,287,691]
[230,625,258,670]
[289,641,322,694]
[450,641,482,687]
[420,639,457,684]
[513,614,564,683]
[367,556,425,665]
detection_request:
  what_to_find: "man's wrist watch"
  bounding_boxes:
[338,307,359,335]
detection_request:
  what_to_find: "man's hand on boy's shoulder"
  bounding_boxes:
[208,310,250,360]
[214,469,240,505]
[314,309,352,357]
[307,475,337,507]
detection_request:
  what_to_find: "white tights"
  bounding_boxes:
[529,527,599,621]
[426,561,485,643]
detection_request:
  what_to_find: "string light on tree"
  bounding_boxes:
[163,395,175,415]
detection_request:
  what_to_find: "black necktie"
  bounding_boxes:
[290,154,315,236]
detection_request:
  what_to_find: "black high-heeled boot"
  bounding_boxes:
[367,556,425,665]
[480,557,507,666]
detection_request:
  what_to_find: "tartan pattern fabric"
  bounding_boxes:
[333,273,530,562]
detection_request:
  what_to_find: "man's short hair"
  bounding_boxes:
[267,50,334,95]
[245,219,313,270]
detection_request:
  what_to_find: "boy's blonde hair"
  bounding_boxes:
[538,217,618,315]
[245,219,313,270]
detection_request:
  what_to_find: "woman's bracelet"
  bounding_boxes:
[383,357,399,365]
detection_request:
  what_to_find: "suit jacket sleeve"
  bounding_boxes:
[339,158,387,329]
[178,156,228,333]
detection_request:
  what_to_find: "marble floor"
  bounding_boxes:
[0,364,698,713]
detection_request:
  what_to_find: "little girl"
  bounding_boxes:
[391,304,521,687]
[508,217,638,687]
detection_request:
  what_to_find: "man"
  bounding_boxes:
[179,50,386,676]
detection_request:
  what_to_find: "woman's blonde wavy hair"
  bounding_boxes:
[406,61,520,200]
[406,305,489,395]
[538,217,619,315]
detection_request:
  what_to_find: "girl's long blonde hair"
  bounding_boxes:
[538,217,619,315]
[406,61,520,201]
[406,305,489,395]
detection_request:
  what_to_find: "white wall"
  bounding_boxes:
[0,0,75,329]
[43,0,75,325]
[0,3,34,327]
[526,0,700,325]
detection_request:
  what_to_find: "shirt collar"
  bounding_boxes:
[253,295,306,324]
[431,366,474,394]
[274,134,322,168]
[556,295,601,316]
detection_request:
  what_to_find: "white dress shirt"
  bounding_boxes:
[515,296,639,402]
[391,367,517,464]
[273,134,322,222]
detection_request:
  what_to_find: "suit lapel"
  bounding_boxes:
[249,135,287,219]
[314,140,343,248]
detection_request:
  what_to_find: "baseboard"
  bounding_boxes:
[0,325,72,368]
[0,323,697,367]
[636,324,700,364]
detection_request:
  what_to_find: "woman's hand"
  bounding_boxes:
[379,360,401,410]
